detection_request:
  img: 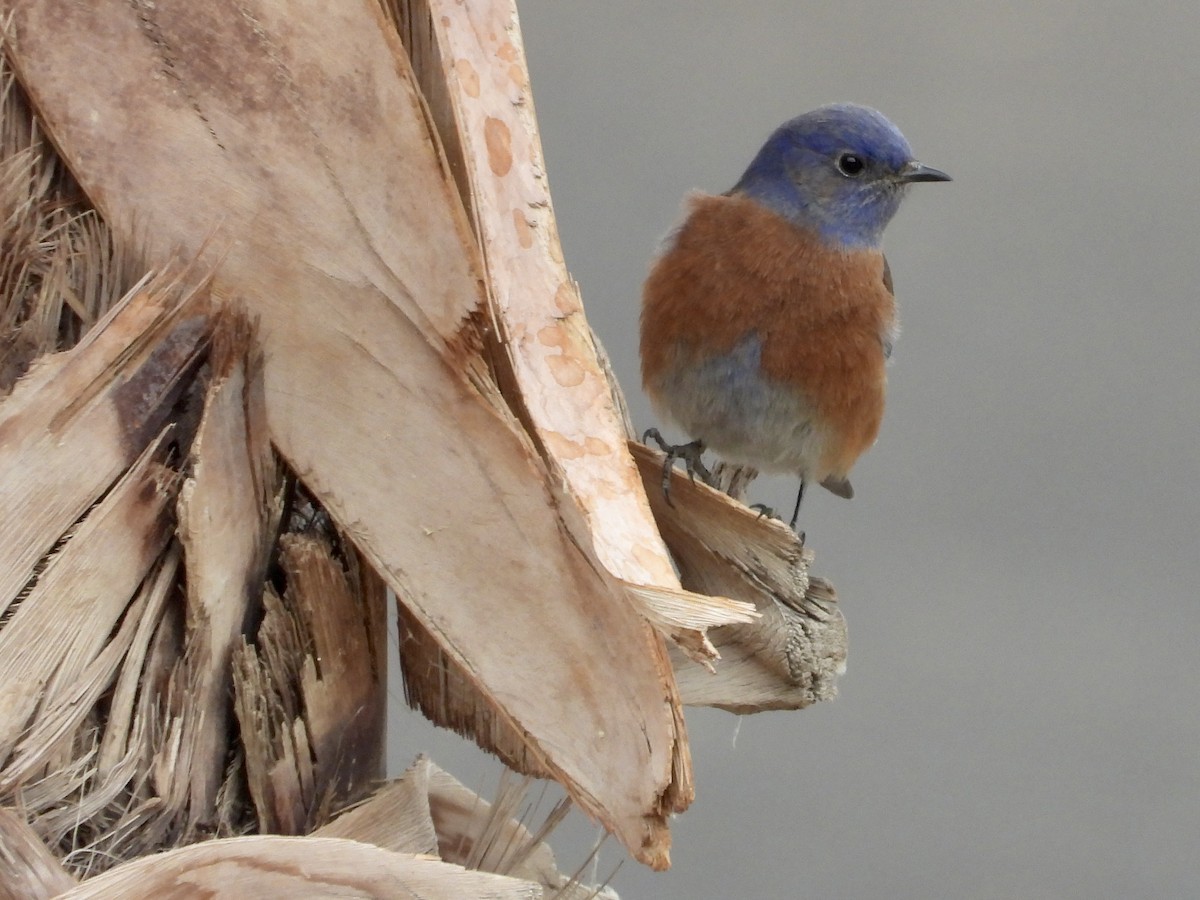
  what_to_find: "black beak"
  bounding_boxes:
[899,161,952,183]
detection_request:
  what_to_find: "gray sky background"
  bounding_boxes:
[390,3,1200,897]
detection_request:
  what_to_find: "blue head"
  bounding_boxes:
[732,103,950,249]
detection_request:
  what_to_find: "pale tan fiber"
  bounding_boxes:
[232,533,387,835]
[631,442,848,712]
[319,757,613,898]
[175,310,283,825]
[400,0,682,592]
[316,758,441,856]
[0,273,207,616]
[54,836,544,900]
[0,807,77,899]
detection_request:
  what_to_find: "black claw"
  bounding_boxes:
[661,453,676,508]
[749,503,778,520]
[642,427,670,451]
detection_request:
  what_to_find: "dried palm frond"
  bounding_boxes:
[0,0,847,893]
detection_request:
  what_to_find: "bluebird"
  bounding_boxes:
[640,103,949,528]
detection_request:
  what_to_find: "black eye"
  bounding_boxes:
[837,153,865,176]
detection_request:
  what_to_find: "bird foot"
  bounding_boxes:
[642,428,711,507]
[750,503,805,543]
[749,502,777,520]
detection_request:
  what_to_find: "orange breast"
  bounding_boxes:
[641,192,893,479]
